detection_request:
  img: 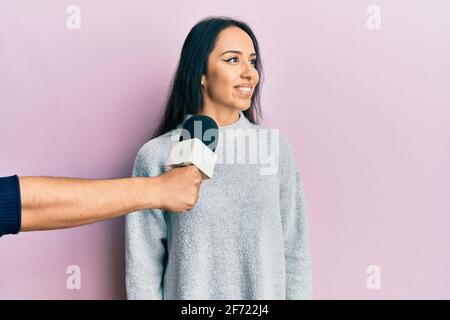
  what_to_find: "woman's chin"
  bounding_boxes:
[232,103,251,112]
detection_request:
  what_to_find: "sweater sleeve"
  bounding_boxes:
[125,146,168,300]
[0,175,22,237]
[279,135,312,300]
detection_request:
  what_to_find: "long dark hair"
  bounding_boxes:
[152,16,264,138]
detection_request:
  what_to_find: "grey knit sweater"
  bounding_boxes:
[125,112,312,300]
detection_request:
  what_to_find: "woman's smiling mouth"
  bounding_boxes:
[234,85,253,97]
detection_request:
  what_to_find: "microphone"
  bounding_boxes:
[165,115,219,179]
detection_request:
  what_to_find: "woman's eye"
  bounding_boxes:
[226,57,239,63]
[225,57,257,67]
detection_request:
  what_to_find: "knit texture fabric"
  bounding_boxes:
[0,175,21,237]
[126,112,312,299]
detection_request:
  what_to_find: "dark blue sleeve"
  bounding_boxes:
[0,175,22,237]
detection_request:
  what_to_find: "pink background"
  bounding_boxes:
[1,0,449,299]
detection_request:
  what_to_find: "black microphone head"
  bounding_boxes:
[179,115,219,152]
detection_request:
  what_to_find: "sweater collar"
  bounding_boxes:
[181,111,251,131]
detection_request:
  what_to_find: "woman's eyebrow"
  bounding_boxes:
[221,50,257,57]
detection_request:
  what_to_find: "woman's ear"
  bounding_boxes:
[201,75,206,87]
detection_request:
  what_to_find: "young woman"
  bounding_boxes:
[126,16,312,300]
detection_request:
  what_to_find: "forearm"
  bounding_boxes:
[19,176,161,231]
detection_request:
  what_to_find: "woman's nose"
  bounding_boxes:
[241,63,254,80]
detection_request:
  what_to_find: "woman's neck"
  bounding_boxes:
[199,106,241,127]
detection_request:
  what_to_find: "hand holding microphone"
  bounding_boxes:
[155,166,203,212]
[0,115,219,236]
[161,115,219,212]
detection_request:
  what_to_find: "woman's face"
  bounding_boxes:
[201,26,260,115]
